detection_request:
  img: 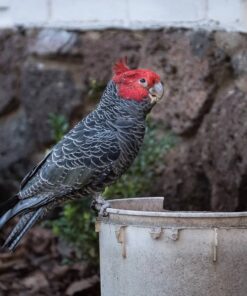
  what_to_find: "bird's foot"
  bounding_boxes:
[91,195,111,217]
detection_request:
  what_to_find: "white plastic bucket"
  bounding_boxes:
[97,197,247,296]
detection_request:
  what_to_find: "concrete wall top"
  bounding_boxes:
[0,0,247,32]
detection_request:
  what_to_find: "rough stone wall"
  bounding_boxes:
[155,31,247,211]
[1,28,247,211]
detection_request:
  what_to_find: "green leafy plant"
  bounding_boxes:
[87,79,106,101]
[49,113,69,142]
[52,198,99,264]
[50,116,176,266]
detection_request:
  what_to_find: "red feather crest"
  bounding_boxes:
[113,57,130,76]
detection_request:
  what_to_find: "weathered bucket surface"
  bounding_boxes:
[97,197,247,296]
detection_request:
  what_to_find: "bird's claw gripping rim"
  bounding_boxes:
[91,197,111,217]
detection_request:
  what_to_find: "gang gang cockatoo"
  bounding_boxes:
[0,58,164,250]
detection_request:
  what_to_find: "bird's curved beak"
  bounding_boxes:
[148,82,164,103]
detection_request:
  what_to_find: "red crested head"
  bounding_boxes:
[112,58,164,103]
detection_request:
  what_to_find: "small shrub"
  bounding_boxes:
[49,113,69,142]
[87,79,106,101]
[52,198,99,264]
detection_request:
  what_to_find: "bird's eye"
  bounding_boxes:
[139,78,148,87]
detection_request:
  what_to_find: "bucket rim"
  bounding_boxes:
[106,197,247,218]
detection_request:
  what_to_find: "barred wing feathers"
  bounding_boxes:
[20,118,121,199]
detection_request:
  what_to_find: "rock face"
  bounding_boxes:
[20,64,82,144]
[28,29,78,56]
[157,31,247,211]
[1,28,247,211]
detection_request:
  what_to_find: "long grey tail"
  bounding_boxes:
[2,207,46,251]
[0,197,48,230]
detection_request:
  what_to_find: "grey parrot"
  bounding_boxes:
[0,59,164,250]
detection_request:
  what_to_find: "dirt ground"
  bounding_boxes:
[0,223,100,296]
